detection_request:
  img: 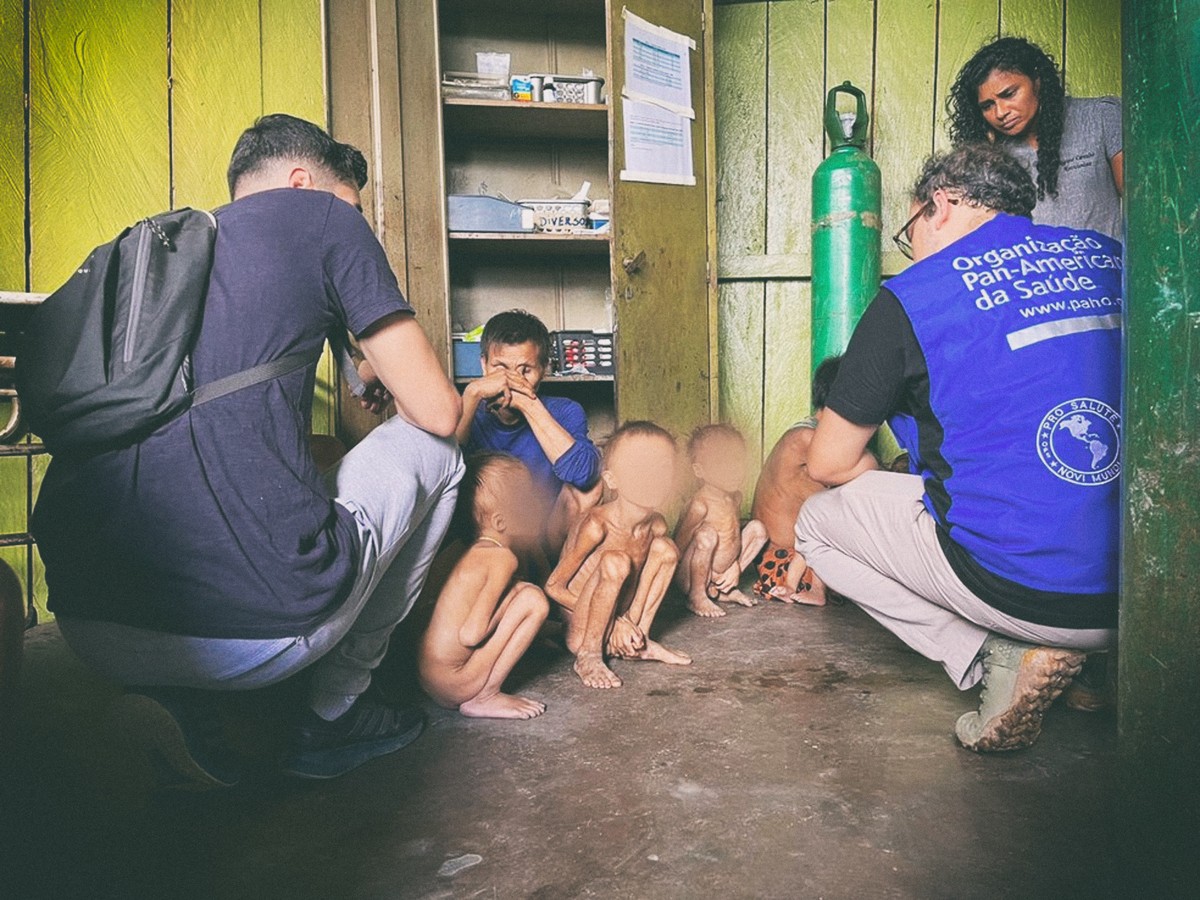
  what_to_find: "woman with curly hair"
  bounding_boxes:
[947,36,1124,239]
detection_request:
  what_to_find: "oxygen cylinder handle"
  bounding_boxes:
[824,80,869,149]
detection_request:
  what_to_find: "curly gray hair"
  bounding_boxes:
[912,143,1037,218]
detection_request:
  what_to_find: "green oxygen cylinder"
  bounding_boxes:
[810,81,882,374]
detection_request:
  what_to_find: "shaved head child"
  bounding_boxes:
[418,453,550,719]
[545,422,691,689]
[673,425,769,617]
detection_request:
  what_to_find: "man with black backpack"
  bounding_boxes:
[29,115,464,785]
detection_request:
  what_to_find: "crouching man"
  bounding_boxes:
[32,115,464,784]
[796,144,1120,752]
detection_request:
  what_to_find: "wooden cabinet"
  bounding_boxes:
[329,0,717,442]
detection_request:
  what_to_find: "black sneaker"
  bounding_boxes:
[113,687,245,789]
[280,696,426,780]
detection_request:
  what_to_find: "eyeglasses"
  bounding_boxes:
[893,196,965,259]
[892,201,934,260]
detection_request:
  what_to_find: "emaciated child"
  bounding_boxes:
[418,453,550,719]
[673,424,769,617]
[545,421,692,690]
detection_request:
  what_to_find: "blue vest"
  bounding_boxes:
[885,214,1122,596]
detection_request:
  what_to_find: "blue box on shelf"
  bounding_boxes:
[452,336,483,378]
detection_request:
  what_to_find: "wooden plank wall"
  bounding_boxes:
[714,0,1123,492]
[1,0,327,619]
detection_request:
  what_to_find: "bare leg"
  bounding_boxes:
[565,551,630,689]
[454,584,551,719]
[736,519,770,571]
[676,525,724,618]
[547,482,604,554]
[713,520,770,608]
[625,538,691,666]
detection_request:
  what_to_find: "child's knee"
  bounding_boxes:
[692,524,719,551]
[650,536,680,566]
[515,583,551,619]
[599,550,633,581]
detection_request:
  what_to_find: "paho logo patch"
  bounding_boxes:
[1036,398,1121,486]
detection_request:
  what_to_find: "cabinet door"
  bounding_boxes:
[610,0,716,437]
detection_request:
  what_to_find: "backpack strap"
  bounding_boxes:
[191,351,316,407]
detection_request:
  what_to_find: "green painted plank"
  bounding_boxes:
[1064,0,1122,97]
[934,0,1000,150]
[873,0,937,245]
[762,279,812,458]
[0,0,25,573]
[0,0,24,291]
[1000,0,1065,64]
[824,0,875,153]
[261,0,326,122]
[172,0,262,210]
[766,0,824,259]
[717,281,765,476]
[29,0,170,291]
[715,0,768,259]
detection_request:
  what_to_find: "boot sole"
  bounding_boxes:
[961,647,1085,752]
[113,693,241,790]
[280,714,426,780]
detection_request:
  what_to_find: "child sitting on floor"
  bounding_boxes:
[418,453,550,719]
[456,310,603,553]
[673,424,769,617]
[545,421,691,690]
[750,356,876,604]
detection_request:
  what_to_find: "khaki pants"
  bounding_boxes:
[794,471,1114,689]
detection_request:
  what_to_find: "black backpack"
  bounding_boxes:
[17,208,318,455]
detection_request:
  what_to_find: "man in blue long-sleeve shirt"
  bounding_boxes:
[456,310,603,549]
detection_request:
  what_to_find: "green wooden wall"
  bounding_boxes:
[0,0,328,620]
[714,0,1123,474]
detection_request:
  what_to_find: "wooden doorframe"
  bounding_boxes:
[326,0,451,444]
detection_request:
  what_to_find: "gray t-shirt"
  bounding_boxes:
[1002,96,1123,240]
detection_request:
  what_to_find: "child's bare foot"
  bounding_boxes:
[719,589,758,608]
[800,571,828,606]
[687,593,726,617]
[459,693,547,719]
[632,639,692,665]
[574,652,621,689]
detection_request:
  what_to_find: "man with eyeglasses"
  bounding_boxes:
[795,143,1122,752]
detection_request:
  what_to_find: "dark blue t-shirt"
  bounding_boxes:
[466,396,601,500]
[32,188,413,639]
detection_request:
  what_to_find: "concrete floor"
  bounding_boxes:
[0,594,1117,900]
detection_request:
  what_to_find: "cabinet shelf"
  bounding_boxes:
[448,231,611,256]
[442,98,608,140]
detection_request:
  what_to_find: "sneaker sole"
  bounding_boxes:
[113,694,240,790]
[959,647,1086,752]
[280,714,426,780]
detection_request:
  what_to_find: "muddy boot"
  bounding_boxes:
[955,636,1085,752]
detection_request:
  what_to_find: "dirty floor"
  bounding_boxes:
[0,594,1116,900]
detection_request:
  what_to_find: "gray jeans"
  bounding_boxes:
[58,415,465,719]
[794,471,1114,689]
